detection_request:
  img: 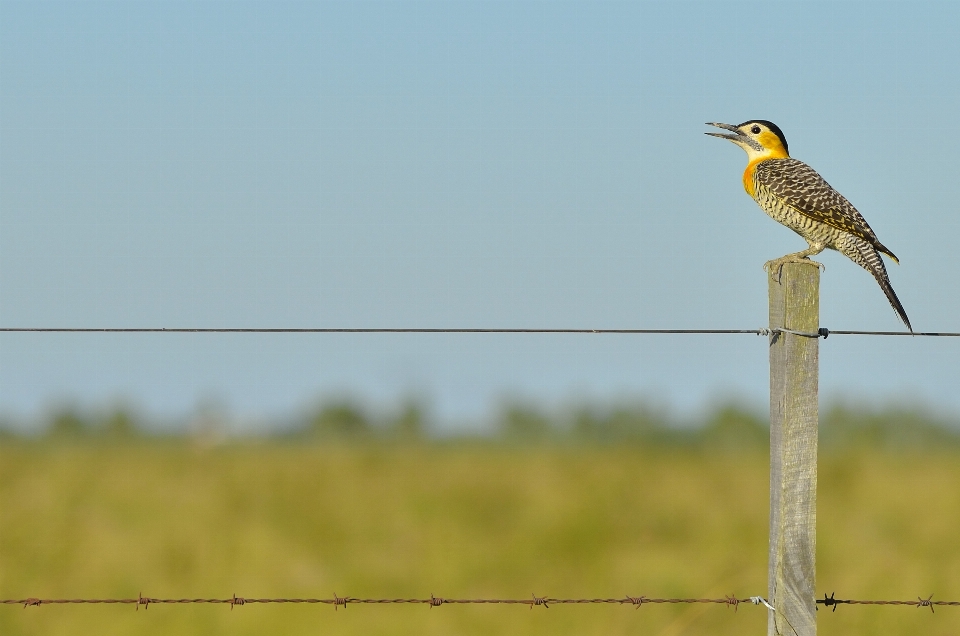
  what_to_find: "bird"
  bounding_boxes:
[705,120,911,331]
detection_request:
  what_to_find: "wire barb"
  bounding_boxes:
[819,592,845,612]
[333,593,348,610]
[531,594,549,609]
[625,595,646,609]
[429,595,444,608]
[918,595,935,613]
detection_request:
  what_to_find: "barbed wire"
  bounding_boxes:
[1,327,958,337]
[3,593,957,611]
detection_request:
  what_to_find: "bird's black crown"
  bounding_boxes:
[738,119,789,155]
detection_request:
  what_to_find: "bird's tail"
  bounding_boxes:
[856,242,912,332]
[875,240,900,265]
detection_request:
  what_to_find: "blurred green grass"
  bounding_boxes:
[2,436,959,635]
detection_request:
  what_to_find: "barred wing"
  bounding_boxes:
[755,159,879,244]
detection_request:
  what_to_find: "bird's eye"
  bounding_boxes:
[751,125,761,134]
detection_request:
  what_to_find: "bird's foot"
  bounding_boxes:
[763,255,825,283]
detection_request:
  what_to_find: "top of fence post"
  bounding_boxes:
[768,261,819,636]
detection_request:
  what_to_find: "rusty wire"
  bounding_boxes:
[817,593,957,613]
[3,594,957,611]
[0,595,743,609]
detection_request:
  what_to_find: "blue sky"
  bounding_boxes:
[2,1,959,430]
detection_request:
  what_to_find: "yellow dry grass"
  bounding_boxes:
[1,440,958,635]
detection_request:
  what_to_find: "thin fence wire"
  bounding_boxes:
[3,594,957,611]
[1,327,958,337]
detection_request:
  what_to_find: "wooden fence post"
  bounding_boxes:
[768,261,819,636]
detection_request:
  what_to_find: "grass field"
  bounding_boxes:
[1,440,958,635]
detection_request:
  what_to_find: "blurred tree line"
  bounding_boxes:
[2,398,959,449]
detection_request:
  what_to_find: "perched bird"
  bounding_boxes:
[705,120,911,331]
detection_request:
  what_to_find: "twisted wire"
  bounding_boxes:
[1,327,957,337]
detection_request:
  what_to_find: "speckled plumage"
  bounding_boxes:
[752,159,885,249]
[751,158,911,331]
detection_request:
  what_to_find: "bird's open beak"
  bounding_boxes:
[704,122,746,142]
